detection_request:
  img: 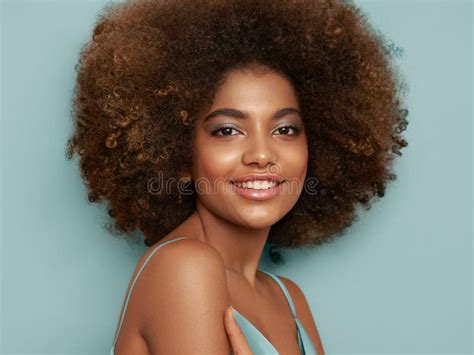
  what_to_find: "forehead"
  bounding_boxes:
[210,69,300,108]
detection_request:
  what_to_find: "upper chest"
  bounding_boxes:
[226,270,303,354]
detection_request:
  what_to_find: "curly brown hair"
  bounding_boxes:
[66,0,408,264]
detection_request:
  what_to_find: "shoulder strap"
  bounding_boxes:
[259,270,298,318]
[112,236,188,346]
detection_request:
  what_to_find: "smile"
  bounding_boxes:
[230,180,285,201]
[231,180,282,190]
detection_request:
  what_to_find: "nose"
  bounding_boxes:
[242,132,278,169]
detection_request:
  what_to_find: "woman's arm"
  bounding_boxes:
[134,239,233,354]
[280,276,326,355]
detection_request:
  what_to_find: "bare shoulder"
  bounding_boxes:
[138,236,226,275]
[278,276,326,355]
[129,237,231,354]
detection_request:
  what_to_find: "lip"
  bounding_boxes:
[230,173,284,184]
[230,179,285,201]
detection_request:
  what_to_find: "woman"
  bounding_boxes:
[66,0,408,353]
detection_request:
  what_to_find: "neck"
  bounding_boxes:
[189,203,270,288]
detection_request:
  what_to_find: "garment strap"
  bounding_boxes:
[112,236,188,346]
[259,270,298,318]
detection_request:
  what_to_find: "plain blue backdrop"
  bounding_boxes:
[1,0,472,354]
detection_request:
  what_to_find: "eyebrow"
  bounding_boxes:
[203,107,303,122]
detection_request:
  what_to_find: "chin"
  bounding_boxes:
[236,210,286,228]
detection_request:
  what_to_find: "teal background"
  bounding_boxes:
[1,0,472,353]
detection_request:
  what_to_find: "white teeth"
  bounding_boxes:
[234,180,278,190]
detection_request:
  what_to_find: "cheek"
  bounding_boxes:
[283,141,308,177]
[280,142,308,198]
[193,143,241,182]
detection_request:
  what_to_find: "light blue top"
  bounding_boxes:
[110,237,318,354]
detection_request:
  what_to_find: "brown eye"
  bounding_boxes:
[274,125,300,135]
[211,125,241,137]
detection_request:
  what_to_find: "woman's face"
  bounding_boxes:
[192,68,308,229]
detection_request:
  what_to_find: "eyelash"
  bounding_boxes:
[211,124,301,137]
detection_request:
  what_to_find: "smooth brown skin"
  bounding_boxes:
[112,69,325,354]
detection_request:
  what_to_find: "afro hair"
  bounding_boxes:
[66,0,409,263]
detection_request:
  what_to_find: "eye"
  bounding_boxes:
[211,124,301,137]
[273,125,300,135]
[210,124,241,137]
